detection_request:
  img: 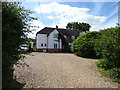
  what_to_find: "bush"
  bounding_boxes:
[71,31,101,58]
[2,2,35,88]
[95,27,120,80]
[94,27,120,68]
[107,68,120,79]
[96,59,114,70]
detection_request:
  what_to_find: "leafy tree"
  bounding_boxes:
[66,22,91,32]
[58,34,71,52]
[2,2,36,88]
[66,22,72,30]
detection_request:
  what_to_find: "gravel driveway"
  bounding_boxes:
[14,52,118,88]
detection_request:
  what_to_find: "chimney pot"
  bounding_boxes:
[56,25,58,29]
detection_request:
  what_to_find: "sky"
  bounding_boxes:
[21,1,119,38]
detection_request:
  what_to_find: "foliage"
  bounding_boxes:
[71,31,101,58]
[26,38,36,48]
[96,59,114,70]
[66,22,91,32]
[95,27,120,80]
[94,27,120,69]
[107,68,120,79]
[58,33,71,52]
[97,67,120,83]
[2,2,36,88]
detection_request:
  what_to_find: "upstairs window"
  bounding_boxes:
[54,33,58,38]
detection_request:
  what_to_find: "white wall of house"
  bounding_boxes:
[36,34,47,49]
[48,29,62,49]
[36,29,62,49]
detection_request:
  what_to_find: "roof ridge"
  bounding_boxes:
[36,27,82,36]
[44,27,69,30]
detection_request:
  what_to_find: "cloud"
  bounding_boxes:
[35,2,107,31]
[27,20,45,38]
[47,16,55,19]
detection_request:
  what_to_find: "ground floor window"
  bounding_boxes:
[45,43,47,47]
[54,44,57,48]
[41,43,43,47]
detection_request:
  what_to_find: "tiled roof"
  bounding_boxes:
[36,27,82,36]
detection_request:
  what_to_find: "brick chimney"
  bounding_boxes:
[56,25,58,29]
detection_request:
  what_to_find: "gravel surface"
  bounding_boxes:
[14,52,118,88]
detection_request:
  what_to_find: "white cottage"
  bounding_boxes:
[36,26,82,52]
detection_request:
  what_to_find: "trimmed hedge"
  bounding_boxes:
[71,31,101,58]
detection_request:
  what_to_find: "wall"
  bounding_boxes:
[36,29,62,51]
[48,29,62,49]
[36,34,47,49]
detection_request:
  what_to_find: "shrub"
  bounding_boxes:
[71,31,101,58]
[96,59,114,70]
[94,27,120,68]
[2,2,35,88]
[107,68,120,79]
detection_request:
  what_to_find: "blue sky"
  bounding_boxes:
[21,2,118,38]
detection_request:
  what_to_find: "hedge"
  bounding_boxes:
[94,27,120,69]
[71,31,101,58]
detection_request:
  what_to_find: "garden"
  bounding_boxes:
[71,27,120,83]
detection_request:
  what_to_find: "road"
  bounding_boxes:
[14,52,118,88]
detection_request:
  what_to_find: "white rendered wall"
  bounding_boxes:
[36,34,47,49]
[48,29,62,49]
[36,29,62,49]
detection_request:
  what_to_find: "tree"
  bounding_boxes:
[66,22,91,32]
[81,22,91,32]
[58,33,71,52]
[66,22,72,29]
[2,2,36,88]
